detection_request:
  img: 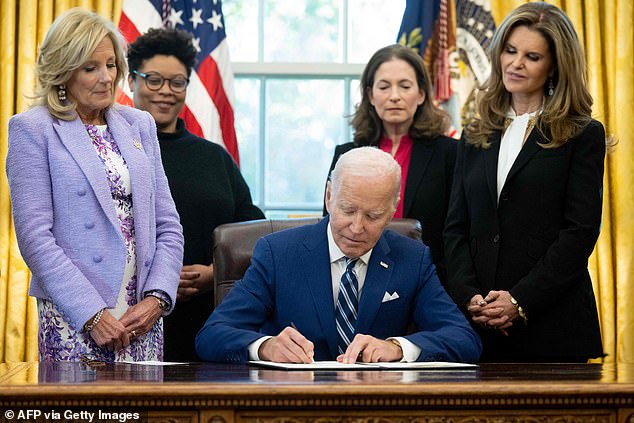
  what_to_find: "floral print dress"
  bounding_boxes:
[38,124,163,362]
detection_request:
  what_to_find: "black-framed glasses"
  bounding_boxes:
[132,70,189,93]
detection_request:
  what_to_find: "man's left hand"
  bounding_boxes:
[337,334,403,363]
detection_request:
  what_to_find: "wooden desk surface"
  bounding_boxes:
[1,362,634,422]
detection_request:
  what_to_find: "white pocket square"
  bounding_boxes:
[382,291,400,303]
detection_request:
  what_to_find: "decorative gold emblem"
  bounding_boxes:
[132,139,143,151]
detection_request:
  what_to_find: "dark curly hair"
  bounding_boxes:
[127,27,196,76]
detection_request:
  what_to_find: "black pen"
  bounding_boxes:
[289,321,314,362]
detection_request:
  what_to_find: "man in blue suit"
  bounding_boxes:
[196,147,481,363]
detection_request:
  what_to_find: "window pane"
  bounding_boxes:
[265,79,345,208]
[224,0,258,62]
[235,78,261,204]
[350,78,361,113]
[348,0,406,63]
[264,0,341,62]
[346,78,361,141]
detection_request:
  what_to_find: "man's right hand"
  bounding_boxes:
[258,326,314,363]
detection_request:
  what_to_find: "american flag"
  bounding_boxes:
[398,0,495,137]
[117,0,239,164]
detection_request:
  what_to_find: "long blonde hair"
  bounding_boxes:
[32,8,127,120]
[465,2,592,149]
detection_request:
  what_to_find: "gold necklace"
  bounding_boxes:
[504,116,537,142]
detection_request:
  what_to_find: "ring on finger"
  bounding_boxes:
[131,330,137,337]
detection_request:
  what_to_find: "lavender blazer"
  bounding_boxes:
[6,105,184,330]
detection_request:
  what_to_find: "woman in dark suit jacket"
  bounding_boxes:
[325,44,455,284]
[444,2,606,362]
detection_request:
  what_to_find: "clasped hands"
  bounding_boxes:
[468,290,520,336]
[258,326,403,364]
[89,297,164,352]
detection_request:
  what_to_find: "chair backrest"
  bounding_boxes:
[212,218,422,307]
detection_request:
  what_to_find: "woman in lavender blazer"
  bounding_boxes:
[5,9,183,362]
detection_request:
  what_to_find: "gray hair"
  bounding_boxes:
[330,147,401,207]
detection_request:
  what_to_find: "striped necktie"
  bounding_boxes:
[335,257,359,355]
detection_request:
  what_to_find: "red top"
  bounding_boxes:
[379,135,413,218]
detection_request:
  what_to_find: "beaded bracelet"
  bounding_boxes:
[84,308,105,333]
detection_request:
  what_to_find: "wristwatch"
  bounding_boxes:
[510,296,528,323]
[149,295,167,310]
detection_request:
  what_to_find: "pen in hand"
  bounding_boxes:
[289,321,314,363]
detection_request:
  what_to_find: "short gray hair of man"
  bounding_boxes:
[329,147,401,208]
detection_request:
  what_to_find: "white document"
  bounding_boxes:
[248,360,477,370]
[249,360,377,370]
[121,360,188,366]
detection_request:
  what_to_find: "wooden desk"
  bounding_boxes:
[2,362,634,422]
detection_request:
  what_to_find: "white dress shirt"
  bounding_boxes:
[248,222,421,362]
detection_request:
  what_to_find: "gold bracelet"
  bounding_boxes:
[510,296,528,323]
[149,295,167,310]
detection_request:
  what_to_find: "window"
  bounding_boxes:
[225,0,406,216]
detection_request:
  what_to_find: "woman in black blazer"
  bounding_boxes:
[325,44,455,284]
[444,2,606,362]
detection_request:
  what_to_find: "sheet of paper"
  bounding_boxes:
[121,360,188,366]
[248,360,477,370]
[248,360,377,370]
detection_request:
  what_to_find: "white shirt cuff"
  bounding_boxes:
[247,336,273,360]
[390,337,421,362]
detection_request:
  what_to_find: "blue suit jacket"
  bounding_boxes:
[6,105,184,330]
[196,218,481,363]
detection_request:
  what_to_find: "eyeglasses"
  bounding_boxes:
[132,70,189,93]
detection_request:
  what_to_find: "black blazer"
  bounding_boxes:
[444,120,605,361]
[324,135,457,284]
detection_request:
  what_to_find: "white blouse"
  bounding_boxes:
[497,109,539,201]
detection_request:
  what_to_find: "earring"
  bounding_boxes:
[58,84,66,102]
[547,78,554,96]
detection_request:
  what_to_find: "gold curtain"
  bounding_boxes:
[0,0,121,363]
[490,0,634,363]
[1,0,633,363]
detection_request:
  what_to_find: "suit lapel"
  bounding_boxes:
[356,235,393,334]
[483,132,501,207]
[106,108,153,263]
[302,218,339,358]
[54,117,120,234]
[403,139,434,216]
[505,127,542,183]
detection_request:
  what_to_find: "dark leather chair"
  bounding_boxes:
[212,218,422,307]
